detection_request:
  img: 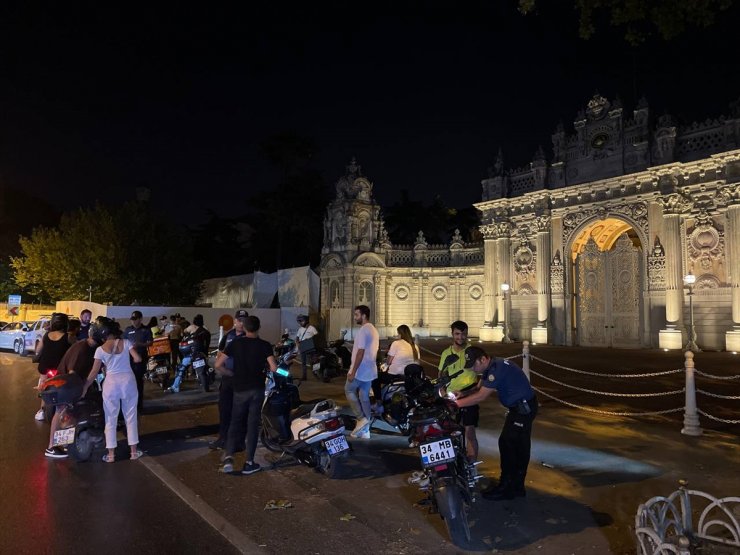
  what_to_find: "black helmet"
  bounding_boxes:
[193,314,204,327]
[49,312,70,332]
[296,314,308,324]
[91,317,119,344]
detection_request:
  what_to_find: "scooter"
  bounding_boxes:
[145,337,173,389]
[39,373,105,462]
[260,353,350,478]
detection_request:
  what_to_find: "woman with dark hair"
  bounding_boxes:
[34,313,73,421]
[371,324,419,414]
[82,318,142,462]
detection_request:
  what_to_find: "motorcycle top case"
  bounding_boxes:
[39,373,84,405]
[148,337,172,356]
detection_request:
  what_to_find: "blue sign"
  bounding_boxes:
[8,295,21,306]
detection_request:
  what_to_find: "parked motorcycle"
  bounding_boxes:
[39,373,105,462]
[260,353,350,478]
[406,354,482,547]
[145,337,173,389]
[175,334,214,392]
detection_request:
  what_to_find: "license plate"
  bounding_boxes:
[155,367,168,375]
[53,428,75,447]
[419,438,456,467]
[192,359,206,368]
[325,435,349,456]
[312,363,322,371]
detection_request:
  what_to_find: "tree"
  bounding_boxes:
[518,0,734,45]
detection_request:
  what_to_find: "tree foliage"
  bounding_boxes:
[11,203,202,304]
[518,0,734,45]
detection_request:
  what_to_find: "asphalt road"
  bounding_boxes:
[1,342,738,555]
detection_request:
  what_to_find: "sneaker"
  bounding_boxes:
[351,417,369,435]
[35,409,45,421]
[241,462,261,475]
[44,447,68,459]
[208,439,225,450]
[166,387,179,393]
[221,457,234,473]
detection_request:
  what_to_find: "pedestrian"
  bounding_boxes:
[77,309,92,340]
[146,316,161,337]
[67,319,82,344]
[455,346,538,500]
[438,320,480,463]
[45,318,105,458]
[345,305,379,439]
[82,318,143,463]
[124,310,153,410]
[215,315,278,475]
[372,324,418,415]
[209,309,248,450]
[34,313,73,421]
[166,314,183,367]
[168,314,210,393]
[295,314,318,380]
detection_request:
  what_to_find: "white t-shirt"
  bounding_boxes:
[296,325,317,343]
[351,323,379,382]
[387,339,418,375]
[94,339,134,376]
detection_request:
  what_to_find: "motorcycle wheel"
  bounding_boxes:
[43,404,55,423]
[260,428,284,453]
[318,451,341,479]
[67,429,94,462]
[196,368,209,392]
[435,487,471,547]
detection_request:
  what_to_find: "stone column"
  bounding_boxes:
[421,273,429,334]
[385,274,393,329]
[448,273,457,325]
[497,230,512,323]
[458,273,467,324]
[533,214,551,344]
[719,184,740,350]
[658,193,692,349]
[374,273,384,335]
[482,236,497,325]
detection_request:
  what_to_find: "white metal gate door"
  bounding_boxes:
[577,238,607,346]
[609,234,641,347]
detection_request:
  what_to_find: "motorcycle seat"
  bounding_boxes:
[291,404,317,419]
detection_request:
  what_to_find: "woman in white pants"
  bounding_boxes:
[82,318,143,462]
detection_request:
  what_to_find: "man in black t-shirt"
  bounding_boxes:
[215,315,277,475]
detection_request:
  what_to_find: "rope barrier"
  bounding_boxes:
[533,387,684,417]
[529,370,684,398]
[529,355,683,378]
[696,389,740,400]
[697,409,740,425]
[695,369,740,381]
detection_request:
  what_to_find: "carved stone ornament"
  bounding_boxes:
[394,285,410,301]
[658,192,693,215]
[514,244,536,279]
[550,250,564,294]
[687,213,724,271]
[535,215,551,233]
[468,284,483,300]
[431,285,447,301]
[479,224,497,239]
[647,237,666,291]
[586,94,610,120]
[450,228,463,245]
[716,183,740,206]
[562,202,649,247]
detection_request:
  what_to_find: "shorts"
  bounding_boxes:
[457,404,479,427]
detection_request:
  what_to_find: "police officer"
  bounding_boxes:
[125,310,153,411]
[454,346,538,501]
[209,310,247,450]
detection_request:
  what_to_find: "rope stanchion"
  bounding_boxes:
[529,370,684,398]
[533,387,684,417]
[529,355,683,378]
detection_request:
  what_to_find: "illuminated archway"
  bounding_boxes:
[570,217,641,261]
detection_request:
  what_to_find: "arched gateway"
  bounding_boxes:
[320,94,740,351]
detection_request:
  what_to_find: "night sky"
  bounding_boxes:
[1,2,739,221]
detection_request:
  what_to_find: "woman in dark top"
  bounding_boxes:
[35,313,72,421]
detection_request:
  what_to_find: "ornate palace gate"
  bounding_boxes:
[576,233,642,348]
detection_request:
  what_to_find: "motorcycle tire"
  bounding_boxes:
[196,368,210,392]
[260,428,284,453]
[435,486,471,547]
[318,451,342,479]
[67,429,94,462]
[43,404,55,423]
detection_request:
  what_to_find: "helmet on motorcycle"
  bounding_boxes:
[49,312,70,332]
[296,314,308,325]
[91,317,120,344]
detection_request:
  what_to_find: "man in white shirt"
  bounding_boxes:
[345,305,379,439]
[295,314,318,380]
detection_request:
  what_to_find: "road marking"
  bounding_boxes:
[138,454,262,554]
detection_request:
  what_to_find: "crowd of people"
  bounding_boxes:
[35,306,538,500]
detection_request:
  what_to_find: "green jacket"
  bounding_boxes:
[438,343,479,392]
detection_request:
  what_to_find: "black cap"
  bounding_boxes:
[131,310,143,320]
[235,309,248,319]
[464,346,488,368]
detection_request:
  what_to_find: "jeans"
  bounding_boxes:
[218,376,234,441]
[170,355,193,391]
[344,378,372,420]
[102,372,139,449]
[225,388,263,461]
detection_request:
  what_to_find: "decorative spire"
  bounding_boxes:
[488,147,504,177]
[346,157,362,176]
[533,145,546,162]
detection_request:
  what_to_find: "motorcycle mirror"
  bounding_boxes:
[441,353,459,370]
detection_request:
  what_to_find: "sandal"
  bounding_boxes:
[102,454,115,463]
[130,450,144,460]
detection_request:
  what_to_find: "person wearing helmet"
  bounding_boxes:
[44,317,109,459]
[295,314,318,380]
[34,313,73,421]
[438,320,480,463]
[168,314,210,393]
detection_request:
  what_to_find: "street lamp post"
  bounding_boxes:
[683,273,701,353]
[501,282,512,343]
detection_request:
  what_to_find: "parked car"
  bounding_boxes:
[21,316,52,356]
[0,322,32,354]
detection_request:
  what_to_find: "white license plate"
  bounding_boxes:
[53,428,75,447]
[325,435,349,456]
[419,438,455,467]
[192,359,206,368]
[312,363,322,371]
[155,367,168,375]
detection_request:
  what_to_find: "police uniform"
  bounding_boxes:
[124,312,153,411]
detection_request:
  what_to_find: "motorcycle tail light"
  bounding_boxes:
[46,369,59,378]
[434,464,448,471]
[324,418,341,431]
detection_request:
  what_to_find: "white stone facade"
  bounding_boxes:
[320,95,740,350]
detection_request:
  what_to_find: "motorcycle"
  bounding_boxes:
[39,373,105,462]
[260,353,351,478]
[176,334,214,392]
[145,337,173,389]
[406,354,482,547]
